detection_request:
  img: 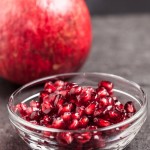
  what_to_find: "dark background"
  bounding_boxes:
[86,0,150,15]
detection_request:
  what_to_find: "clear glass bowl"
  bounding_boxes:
[7,73,148,150]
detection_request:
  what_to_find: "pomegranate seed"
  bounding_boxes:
[75,132,91,144]
[30,100,40,108]
[70,86,82,95]
[62,112,72,122]
[54,97,64,108]
[94,118,111,127]
[124,101,136,113]
[97,87,108,97]
[76,106,85,116]
[85,103,96,115]
[52,117,65,129]
[57,132,73,145]
[115,100,124,112]
[79,91,91,103]
[26,107,33,116]
[99,81,113,91]
[43,115,52,125]
[41,102,53,114]
[44,82,56,93]
[72,112,80,120]
[58,103,73,115]
[99,97,109,107]
[54,80,65,87]
[94,109,103,117]
[39,91,49,102]
[69,119,79,130]
[79,116,89,128]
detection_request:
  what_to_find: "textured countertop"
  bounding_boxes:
[0,15,150,150]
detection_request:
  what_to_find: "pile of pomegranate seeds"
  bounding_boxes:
[15,80,136,147]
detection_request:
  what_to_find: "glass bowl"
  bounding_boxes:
[7,73,148,150]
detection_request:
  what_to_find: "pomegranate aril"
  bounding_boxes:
[79,116,89,128]
[124,101,136,113]
[26,107,33,116]
[52,117,65,129]
[54,97,64,108]
[75,132,91,144]
[41,103,53,114]
[58,103,74,115]
[99,81,113,91]
[85,103,96,115]
[39,91,49,102]
[94,109,103,117]
[115,100,124,112]
[69,119,79,130]
[99,97,109,107]
[43,115,52,125]
[97,87,109,97]
[94,118,111,127]
[44,82,56,93]
[54,80,65,87]
[79,91,91,103]
[62,112,72,122]
[76,106,85,116]
[70,86,82,95]
[30,100,40,108]
[57,132,73,145]
[72,112,80,120]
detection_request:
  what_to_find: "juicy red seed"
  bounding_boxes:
[39,91,49,102]
[72,113,80,120]
[69,119,79,130]
[94,118,111,127]
[43,115,52,125]
[62,112,72,122]
[54,97,64,108]
[94,109,103,117]
[115,100,124,112]
[20,103,27,111]
[79,91,91,103]
[97,87,109,97]
[58,103,73,115]
[79,116,89,128]
[83,87,95,93]
[124,101,136,113]
[54,80,65,87]
[57,132,73,145]
[30,111,40,120]
[99,81,113,91]
[76,106,85,116]
[44,82,56,93]
[26,107,33,116]
[99,97,109,107]
[41,103,53,114]
[75,132,91,144]
[70,86,82,95]
[85,103,96,115]
[30,100,40,108]
[107,97,115,105]
[52,117,65,129]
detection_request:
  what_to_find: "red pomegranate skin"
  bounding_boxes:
[0,0,92,84]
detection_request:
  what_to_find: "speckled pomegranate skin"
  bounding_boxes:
[0,0,92,84]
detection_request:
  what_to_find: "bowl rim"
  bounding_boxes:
[7,72,147,133]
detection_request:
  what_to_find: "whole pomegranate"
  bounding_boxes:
[0,0,92,84]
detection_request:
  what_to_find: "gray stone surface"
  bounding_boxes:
[0,15,150,150]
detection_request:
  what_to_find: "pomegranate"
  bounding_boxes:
[15,80,137,148]
[0,0,92,84]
